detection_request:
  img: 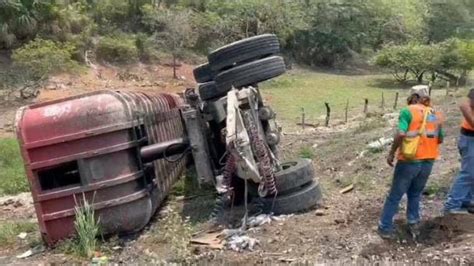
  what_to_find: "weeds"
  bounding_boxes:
[0,220,37,247]
[0,138,28,196]
[299,146,315,159]
[71,194,101,258]
[158,206,193,262]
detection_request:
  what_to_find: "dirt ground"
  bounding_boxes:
[0,66,473,264]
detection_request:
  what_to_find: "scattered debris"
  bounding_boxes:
[246,213,290,228]
[17,232,27,239]
[347,150,368,166]
[367,137,393,151]
[225,230,260,252]
[191,232,224,250]
[16,245,45,259]
[91,256,109,265]
[340,184,354,194]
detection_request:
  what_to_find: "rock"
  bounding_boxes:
[315,210,325,216]
[13,200,23,208]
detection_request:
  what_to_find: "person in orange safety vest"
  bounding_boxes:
[378,85,444,239]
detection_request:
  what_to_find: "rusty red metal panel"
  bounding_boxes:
[15,90,186,245]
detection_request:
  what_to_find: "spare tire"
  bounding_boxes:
[260,181,322,215]
[208,34,280,72]
[198,82,226,101]
[214,56,286,93]
[273,159,314,193]
[193,63,214,83]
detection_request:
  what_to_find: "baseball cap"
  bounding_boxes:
[410,85,429,98]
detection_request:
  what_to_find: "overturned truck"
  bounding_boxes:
[15,34,322,245]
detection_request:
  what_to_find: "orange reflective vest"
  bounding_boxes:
[461,107,474,131]
[398,104,443,161]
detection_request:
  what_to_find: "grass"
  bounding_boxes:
[260,68,406,124]
[0,138,28,196]
[299,146,315,159]
[72,194,101,258]
[0,220,38,247]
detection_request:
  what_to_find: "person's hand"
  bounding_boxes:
[387,153,395,167]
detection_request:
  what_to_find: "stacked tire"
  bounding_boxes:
[193,34,286,101]
[193,34,322,215]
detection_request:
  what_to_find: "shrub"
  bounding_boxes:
[96,35,138,64]
[12,39,79,79]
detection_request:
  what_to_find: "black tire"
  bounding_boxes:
[214,56,286,93]
[260,181,322,215]
[274,159,314,193]
[193,63,213,83]
[198,82,226,101]
[208,34,280,72]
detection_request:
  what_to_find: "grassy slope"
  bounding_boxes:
[260,68,407,124]
[0,138,28,196]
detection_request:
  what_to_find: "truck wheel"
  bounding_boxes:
[208,34,280,72]
[193,63,214,83]
[273,159,314,193]
[214,56,286,93]
[260,181,322,215]
[198,82,226,101]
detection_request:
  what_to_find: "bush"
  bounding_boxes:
[96,35,139,64]
[12,39,79,79]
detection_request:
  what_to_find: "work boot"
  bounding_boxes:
[407,223,421,240]
[466,204,474,214]
[377,228,396,240]
[444,208,470,215]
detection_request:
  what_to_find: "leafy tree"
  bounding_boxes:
[144,6,197,78]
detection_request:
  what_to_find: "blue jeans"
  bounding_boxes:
[379,161,434,233]
[444,134,474,211]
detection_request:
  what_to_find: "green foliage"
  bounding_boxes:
[299,147,315,159]
[12,39,79,79]
[73,194,101,258]
[96,35,139,64]
[375,39,474,83]
[0,138,28,196]
[2,0,474,68]
[0,220,38,247]
[160,206,193,262]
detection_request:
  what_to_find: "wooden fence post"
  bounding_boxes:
[301,107,305,130]
[393,92,399,110]
[345,99,349,124]
[363,98,368,114]
[325,102,331,127]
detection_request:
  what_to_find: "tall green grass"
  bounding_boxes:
[0,138,28,195]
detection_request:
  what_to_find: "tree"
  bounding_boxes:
[144,6,197,78]
[375,39,474,84]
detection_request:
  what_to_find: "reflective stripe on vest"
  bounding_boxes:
[461,106,474,130]
[398,104,442,161]
[462,118,474,131]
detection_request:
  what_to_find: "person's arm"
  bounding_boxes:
[387,108,411,167]
[460,101,474,128]
[387,132,405,167]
